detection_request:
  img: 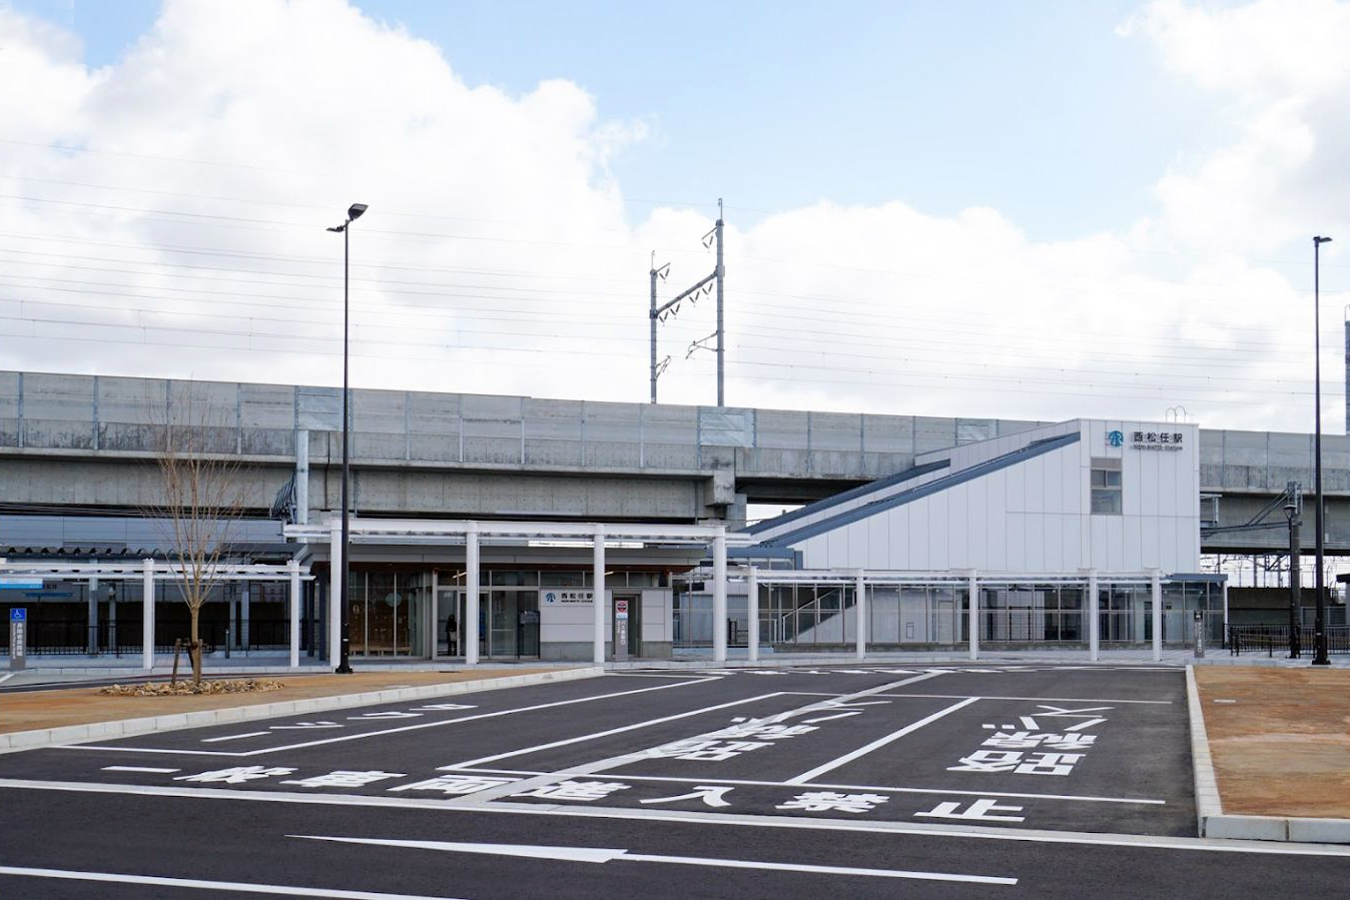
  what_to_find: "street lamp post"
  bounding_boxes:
[1312,235,1332,666]
[328,203,368,674]
[1284,488,1301,659]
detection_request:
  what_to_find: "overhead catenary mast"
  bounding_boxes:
[648,199,726,406]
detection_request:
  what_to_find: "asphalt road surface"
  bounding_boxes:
[2,663,1347,898]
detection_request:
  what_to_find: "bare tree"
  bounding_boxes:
[150,383,249,686]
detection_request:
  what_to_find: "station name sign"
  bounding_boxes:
[543,590,594,604]
[1108,429,1184,451]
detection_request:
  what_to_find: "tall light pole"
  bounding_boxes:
[1313,235,1332,666]
[1284,486,1301,659]
[327,202,368,674]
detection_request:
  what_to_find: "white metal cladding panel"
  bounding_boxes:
[1157,516,1180,571]
[1005,452,1027,512]
[1123,514,1143,568]
[871,514,892,568]
[640,589,669,641]
[1061,447,1082,515]
[1041,514,1063,571]
[985,478,1008,570]
[907,500,926,567]
[1064,514,1085,569]
[927,492,948,570]
[947,482,969,568]
[1021,513,1046,571]
[1024,452,1046,514]
[1007,512,1027,567]
[1089,516,1109,570]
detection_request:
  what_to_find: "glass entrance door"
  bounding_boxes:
[355,572,427,657]
[489,591,517,657]
[437,589,460,657]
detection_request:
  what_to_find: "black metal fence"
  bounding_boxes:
[1228,624,1350,657]
[0,618,298,656]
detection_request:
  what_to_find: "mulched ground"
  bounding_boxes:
[1195,666,1350,818]
[99,678,284,696]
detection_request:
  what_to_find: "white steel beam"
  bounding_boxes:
[1151,568,1163,662]
[712,526,727,663]
[141,558,155,671]
[465,523,480,667]
[746,566,759,664]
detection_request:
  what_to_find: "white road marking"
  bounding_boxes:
[0,673,16,686]
[442,693,786,770]
[202,732,271,743]
[4,779,1346,857]
[101,766,181,774]
[450,672,945,804]
[0,865,466,899]
[787,697,981,785]
[781,691,1172,705]
[451,767,1165,805]
[288,834,1017,885]
[58,677,722,757]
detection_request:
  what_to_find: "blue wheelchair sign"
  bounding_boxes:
[9,608,25,621]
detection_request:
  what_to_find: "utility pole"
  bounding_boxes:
[715,197,725,407]
[1285,481,1301,659]
[647,199,724,405]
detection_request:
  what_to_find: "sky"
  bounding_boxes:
[1,0,1347,433]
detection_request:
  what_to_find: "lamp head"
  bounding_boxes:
[1315,235,1332,244]
[326,225,345,233]
[348,203,368,222]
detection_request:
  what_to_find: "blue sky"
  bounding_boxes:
[2,0,1345,432]
[14,0,1222,239]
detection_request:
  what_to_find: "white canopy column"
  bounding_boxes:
[1151,568,1163,662]
[593,524,606,665]
[746,566,759,664]
[854,569,867,661]
[1087,569,1100,661]
[328,519,342,669]
[967,570,979,661]
[288,558,301,669]
[141,558,155,671]
[465,522,480,666]
[712,526,727,663]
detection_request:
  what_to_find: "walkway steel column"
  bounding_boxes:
[855,569,867,661]
[328,520,342,668]
[141,558,155,671]
[593,524,606,665]
[1150,569,1163,662]
[465,522,480,666]
[967,570,979,660]
[241,583,251,651]
[1087,569,1100,661]
[746,566,759,663]
[288,558,301,669]
[713,526,727,663]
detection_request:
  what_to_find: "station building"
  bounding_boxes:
[3,391,1221,664]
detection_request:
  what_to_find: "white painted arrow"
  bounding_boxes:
[287,835,1016,885]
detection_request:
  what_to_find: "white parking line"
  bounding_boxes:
[59,677,722,758]
[0,865,469,899]
[781,691,1173,704]
[202,732,271,743]
[442,692,786,770]
[786,698,980,785]
[101,766,181,774]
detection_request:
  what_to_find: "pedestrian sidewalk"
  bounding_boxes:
[0,667,566,736]
[1191,666,1350,842]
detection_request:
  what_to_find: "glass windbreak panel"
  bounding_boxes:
[366,573,397,655]
[437,589,460,656]
[489,591,517,657]
[348,571,367,655]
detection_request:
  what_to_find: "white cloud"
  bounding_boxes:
[0,0,1345,434]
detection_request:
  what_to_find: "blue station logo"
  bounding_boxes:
[1106,430,1125,448]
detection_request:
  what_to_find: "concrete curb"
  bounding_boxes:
[1186,664,1350,844]
[0,666,602,755]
